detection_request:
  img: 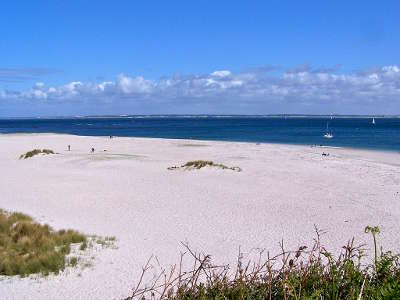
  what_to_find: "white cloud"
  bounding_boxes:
[1,65,400,114]
[117,74,154,94]
[382,65,399,74]
[210,70,231,77]
[97,81,113,91]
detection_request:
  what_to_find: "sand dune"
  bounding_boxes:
[0,134,399,299]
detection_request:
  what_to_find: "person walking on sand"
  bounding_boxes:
[68,145,71,151]
[91,147,95,153]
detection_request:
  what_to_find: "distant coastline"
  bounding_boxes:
[1,114,400,120]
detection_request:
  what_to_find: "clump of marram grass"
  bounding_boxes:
[125,226,400,299]
[19,149,41,159]
[19,149,55,159]
[168,160,241,172]
[42,149,55,155]
[0,209,87,276]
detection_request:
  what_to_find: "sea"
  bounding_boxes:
[0,116,399,152]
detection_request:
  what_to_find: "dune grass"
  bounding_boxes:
[42,149,55,155]
[168,160,242,172]
[125,227,400,299]
[0,209,87,276]
[19,149,55,159]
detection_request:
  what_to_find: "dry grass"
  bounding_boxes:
[168,160,241,172]
[19,149,55,159]
[0,209,87,276]
[125,227,400,299]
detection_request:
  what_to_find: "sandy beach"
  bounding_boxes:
[0,133,399,299]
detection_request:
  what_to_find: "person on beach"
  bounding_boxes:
[68,145,71,151]
[91,148,95,153]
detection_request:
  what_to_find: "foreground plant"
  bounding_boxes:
[0,209,87,276]
[168,160,241,172]
[125,226,400,299]
[19,149,55,159]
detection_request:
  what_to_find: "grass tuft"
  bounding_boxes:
[42,149,55,155]
[19,149,55,159]
[0,209,87,277]
[168,160,241,172]
[79,241,88,251]
[69,257,79,267]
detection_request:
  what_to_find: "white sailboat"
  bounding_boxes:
[372,117,376,125]
[324,122,333,139]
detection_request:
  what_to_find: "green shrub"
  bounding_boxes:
[125,227,400,299]
[19,149,55,159]
[0,209,87,276]
[69,257,79,267]
[19,149,42,159]
[79,241,88,251]
[42,149,55,155]
[168,160,242,172]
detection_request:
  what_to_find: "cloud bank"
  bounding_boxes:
[1,65,399,116]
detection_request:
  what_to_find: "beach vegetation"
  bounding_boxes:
[168,160,241,172]
[69,257,79,267]
[95,236,117,248]
[19,149,55,159]
[42,149,55,155]
[79,240,88,251]
[0,209,87,277]
[125,226,400,299]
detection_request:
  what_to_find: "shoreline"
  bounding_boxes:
[2,132,399,154]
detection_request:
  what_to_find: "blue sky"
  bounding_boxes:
[1,1,399,116]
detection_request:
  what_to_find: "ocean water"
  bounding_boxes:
[0,116,399,152]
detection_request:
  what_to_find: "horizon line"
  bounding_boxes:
[1,114,399,120]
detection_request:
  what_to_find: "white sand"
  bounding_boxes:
[0,134,399,299]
